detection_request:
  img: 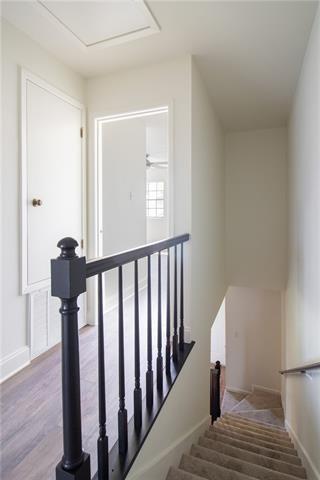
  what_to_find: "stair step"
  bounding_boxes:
[221,416,289,438]
[225,413,286,432]
[204,431,301,466]
[198,437,306,478]
[212,423,293,447]
[166,466,205,480]
[180,453,257,480]
[207,426,298,456]
[190,444,302,480]
[228,409,285,428]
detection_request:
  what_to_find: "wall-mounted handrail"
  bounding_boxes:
[280,362,320,375]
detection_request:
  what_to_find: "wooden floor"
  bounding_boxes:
[0,257,216,480]
[0,255,189,480]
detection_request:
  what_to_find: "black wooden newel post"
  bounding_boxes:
[118,266,128,455]
[210,360,221,424]
[97,273,109,480]
[165,248,171,375]
[179,243,184,350]
[157,251,163,391]
[134,260,142,430]
[146,255,153,408]
[172,245,178,363]
[51,238,91,480]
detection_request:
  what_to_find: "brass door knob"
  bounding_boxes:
[32,198,42,207]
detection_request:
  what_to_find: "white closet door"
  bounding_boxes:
[21,72,86,356]
[25,80,83,287]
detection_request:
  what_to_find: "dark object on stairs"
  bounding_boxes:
[51,234,193,480]
[210,360,221,424]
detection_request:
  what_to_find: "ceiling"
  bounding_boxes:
[2,1,319,130]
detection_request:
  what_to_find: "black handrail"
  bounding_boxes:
[51,233,193,480]
[86,234,190,277]
[280,362,320,374]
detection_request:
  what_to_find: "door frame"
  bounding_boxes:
[93,105,174,260]
[20,69,87,294]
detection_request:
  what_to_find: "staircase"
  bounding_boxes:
[166,390,307,480]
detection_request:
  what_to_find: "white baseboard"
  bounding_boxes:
[103,277,147,315]
[0,346,30,384]
[127,416,210,480]
[252,384,281,396]
[286,420,320,480]
[226,384,281,397]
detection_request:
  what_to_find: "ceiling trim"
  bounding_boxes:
[34,0,160,50]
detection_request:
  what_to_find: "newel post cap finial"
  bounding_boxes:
[57,237,79,259]
[51,237,86,299]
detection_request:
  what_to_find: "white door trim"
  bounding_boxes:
[20,69,87,294]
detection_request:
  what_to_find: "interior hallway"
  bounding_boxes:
[1,254,173,479]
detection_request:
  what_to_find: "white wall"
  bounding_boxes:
[226,287,282,393]
[285,8,320,479]
[102,118,147,256]
[0,19,86,381]
[226,128,287,291]
[211,299,226,365]
[91,56,226,480]
[87,56,192,326]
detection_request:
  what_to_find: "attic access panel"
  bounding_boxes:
[37,0,160,48]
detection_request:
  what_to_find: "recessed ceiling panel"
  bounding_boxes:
[37,0,160,47]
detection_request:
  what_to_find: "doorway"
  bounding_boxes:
[95,106,171,311]
[95,106,171,259]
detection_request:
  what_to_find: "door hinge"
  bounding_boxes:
[80,239,84,249]
[80,127,84,138]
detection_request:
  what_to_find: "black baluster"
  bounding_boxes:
[146,255,153,408]
[166,248,171,375]
[179,243,185,351]
[97,273,108,479]
[51,238,91,480]
[118,266,128,455]
[172,245,178,363]
[157,251,163,391]
[134,260,142,430]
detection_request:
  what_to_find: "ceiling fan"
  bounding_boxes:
[146,153,168,168]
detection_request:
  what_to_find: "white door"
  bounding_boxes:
[26,80,83,286]
[21,72,86,356]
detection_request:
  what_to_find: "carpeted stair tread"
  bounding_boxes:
[198,437,306,478]
[221,416,289,438]
[207,426,298,455]
[217,419,291,443]
[225,413,286,432]
[166,466,206,480]
[211,422,293,447]
[229,409,285,428]
[203,431,301,465]
[190,444,302,480]
[180,453,258,480]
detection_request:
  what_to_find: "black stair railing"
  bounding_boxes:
[210,360,221,424]
[51,233,194,480]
